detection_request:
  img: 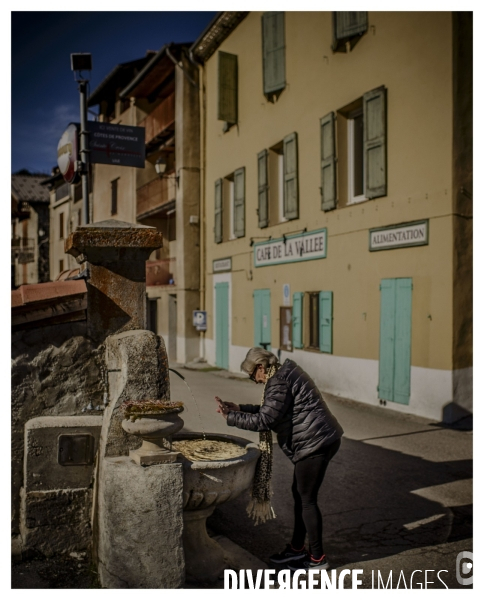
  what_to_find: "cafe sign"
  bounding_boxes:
[369,220,429,252]
[254,228,327,267]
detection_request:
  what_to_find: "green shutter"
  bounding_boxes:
[364,86,387,199]
[215,282,229,370]
[257,149,269,228]
[293,292,303,349]
[320,112,336,211]
[283,132,298,220]
[393,278,412,405]
[319,291,333,353]
[378,278,396,401]
[254,289,271,349]
[335,12,368,39]
[218,51,238,124]
[262,12,285,95]
[214,178,223,243]
[233,167,245,238]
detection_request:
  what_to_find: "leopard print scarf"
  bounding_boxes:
[246,363,280,525]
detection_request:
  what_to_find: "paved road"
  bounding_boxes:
[170,366,473,590]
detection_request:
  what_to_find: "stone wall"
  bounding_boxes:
[11,320,103,540]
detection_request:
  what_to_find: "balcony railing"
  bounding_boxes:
[11,237,35,265]
[137,176,176,219]
[139,93,175,146]
[55,182,70,202]
[146,258,176,287]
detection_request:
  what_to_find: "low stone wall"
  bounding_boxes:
[20,415,102,557]
[12,321,103,541]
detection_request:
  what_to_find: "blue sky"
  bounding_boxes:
[11,11,217,174]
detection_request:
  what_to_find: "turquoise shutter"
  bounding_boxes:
[293,292,303,349]
[393,278,412,405]
[283,132,299,220]
[254,290,262,346]
[262,12,286,95]
[233,167,245,238]
[254,289,271,348]
[319,291,333,353]
[378,279,396,401]
[257,149,269,228]
[261,289,271,347]
[364,86,387,199]
[215,282,229,370]
[320,112,336,211]
[214,178,223,243]
[218,51,238,125]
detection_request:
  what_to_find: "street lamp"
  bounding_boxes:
[155,155,179,186]
[71,53,92,225]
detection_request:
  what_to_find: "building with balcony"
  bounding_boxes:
[87,43,201,364]
[191,11,472,423]
[11,170,50,288]
[41,167,89,281]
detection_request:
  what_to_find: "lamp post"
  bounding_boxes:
[71,53,92,225]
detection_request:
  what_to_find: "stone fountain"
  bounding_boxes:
[66,220,260,588]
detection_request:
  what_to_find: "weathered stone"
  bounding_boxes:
[103,330,170,458]
[11,321,103,538]
[65,220,163,342]
[20,488,93,557]
[24,417,102,492]
[97,457,184,589]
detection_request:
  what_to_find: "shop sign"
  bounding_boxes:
[213,257,232,273]
[254,228,327,268]
[88,121,145,168]
[369,220,429,251]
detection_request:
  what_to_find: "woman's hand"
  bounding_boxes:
[215,396,240,419]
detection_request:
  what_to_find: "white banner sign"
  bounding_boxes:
[254,229,327,267]
[369,220,429,251]
[213,257,232,272]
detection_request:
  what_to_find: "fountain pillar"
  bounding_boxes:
[66,220,185,588]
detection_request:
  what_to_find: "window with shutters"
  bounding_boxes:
[332,12,368,53]
[218,51,238,129]
[257,132,298,227]
[335,86,387,208]
[215,168,245,243]
[303,290,333,353]
[262,12,286,102]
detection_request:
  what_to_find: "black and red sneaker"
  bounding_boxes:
[269,544,307,564]
[287,553,330,571]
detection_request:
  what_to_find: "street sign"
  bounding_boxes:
[193,310,207,331]
[57,123,79,183]
[88,121,145,168]
[283,283,290,306]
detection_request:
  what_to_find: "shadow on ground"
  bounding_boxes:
[207,435,472,588]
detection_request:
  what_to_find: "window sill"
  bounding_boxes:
[347,195,367,205]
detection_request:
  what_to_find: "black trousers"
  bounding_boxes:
[290,438,341,559]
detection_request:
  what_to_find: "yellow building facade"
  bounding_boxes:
[193,11,472,422]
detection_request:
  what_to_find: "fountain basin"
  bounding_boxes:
[122,409,184,466]
[172,432,260,584]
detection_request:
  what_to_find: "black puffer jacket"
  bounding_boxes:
[226,359,343,463]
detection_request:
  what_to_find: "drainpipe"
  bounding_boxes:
[191,51,207,361]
